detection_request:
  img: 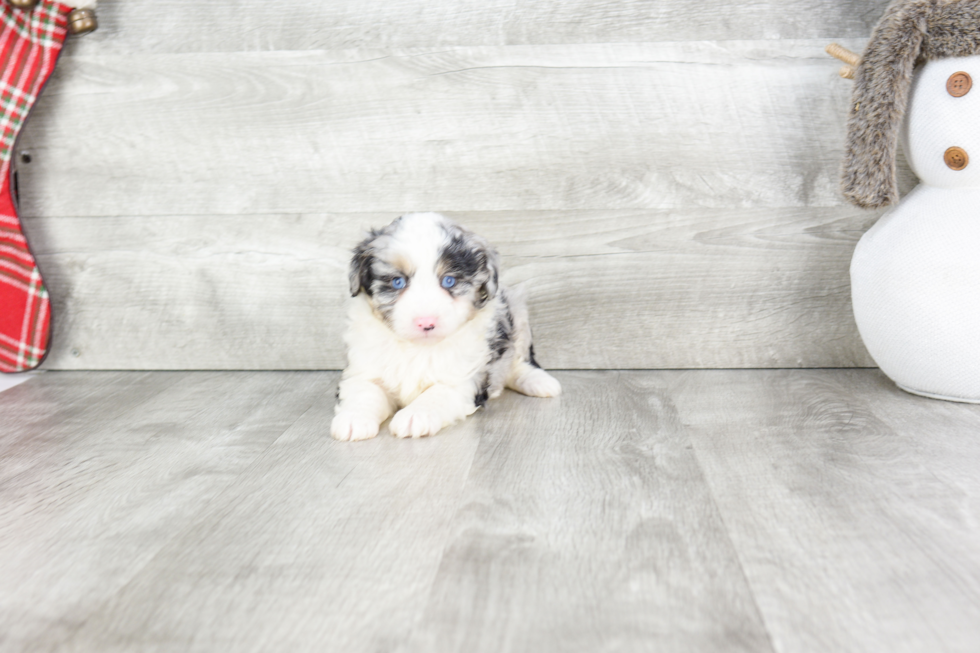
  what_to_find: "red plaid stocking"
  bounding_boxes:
[0,1,70,373]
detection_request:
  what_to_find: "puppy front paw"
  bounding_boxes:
[331,412,380,441]
[389,406,445,438]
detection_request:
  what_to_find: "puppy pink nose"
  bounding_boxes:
[414,316,438,333]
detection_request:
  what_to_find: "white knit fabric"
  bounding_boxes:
[901,56,980,188]
[852,56,980,402]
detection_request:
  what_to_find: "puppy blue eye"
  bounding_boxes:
[391,277,406,290]
[441,275,456,289]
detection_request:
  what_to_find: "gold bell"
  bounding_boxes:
[68,7,97,35]
[8,0,40,9]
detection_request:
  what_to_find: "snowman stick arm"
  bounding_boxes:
[826,43,860,79]
[826,43,862,67]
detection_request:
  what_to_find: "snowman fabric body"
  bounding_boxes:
[842,0,980,402]
[852,56,980,402]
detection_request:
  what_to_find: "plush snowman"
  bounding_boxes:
[833,0,980,402]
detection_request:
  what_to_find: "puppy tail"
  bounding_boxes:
[498,285,560,397]
[507,361,562,397]
[501,284,534,365]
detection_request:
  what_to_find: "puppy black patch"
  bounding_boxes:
[438,224,499,307]
[441,233,483,279]
[369,268,409,325]
[349,229,382,297]
[474,375,490,408]
[349,217,410,298]
[488,307,514,362]
[528,344,541,369]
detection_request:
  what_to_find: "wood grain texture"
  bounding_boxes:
[17,40,876,218]
[68,0,890,54]
[5,370,978,652]
[0,372,165,481]
[405,371,773,653]
[25,208,877,370]
[0,372,149,446]
[12,10,918,370]
[59,375,482,653]
[670,369,980,653]
[0,371,333,653]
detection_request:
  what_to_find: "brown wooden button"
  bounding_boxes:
[945,146,969,170]
[947,72,972,97]
[68,8,98,35]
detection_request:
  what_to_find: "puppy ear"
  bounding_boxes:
[476,245,501,308]
[349,232,378,297]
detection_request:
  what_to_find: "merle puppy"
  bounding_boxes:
[331,212,561,440]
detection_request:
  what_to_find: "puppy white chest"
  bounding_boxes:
[344,296,494,407]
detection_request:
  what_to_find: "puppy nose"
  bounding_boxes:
[414,316,438,332]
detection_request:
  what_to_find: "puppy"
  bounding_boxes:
[331,212,561,440]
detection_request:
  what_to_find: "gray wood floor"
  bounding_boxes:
[1,370,979,652]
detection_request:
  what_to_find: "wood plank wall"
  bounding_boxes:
[15,0,909,370]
